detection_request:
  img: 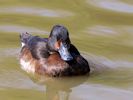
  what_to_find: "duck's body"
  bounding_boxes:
[19,25,90,76]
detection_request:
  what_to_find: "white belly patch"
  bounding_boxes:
[20,59,35,73]
[21,42,25,48]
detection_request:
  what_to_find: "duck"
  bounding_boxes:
[19,25,90,77]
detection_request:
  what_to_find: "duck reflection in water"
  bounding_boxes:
[31,75,88,100]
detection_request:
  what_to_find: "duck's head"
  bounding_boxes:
[47,25,73,61]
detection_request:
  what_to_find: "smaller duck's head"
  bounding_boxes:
[47,25,73,61]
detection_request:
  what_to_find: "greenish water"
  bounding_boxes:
[0,0,133,100]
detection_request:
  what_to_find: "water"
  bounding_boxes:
[0,0,133,100]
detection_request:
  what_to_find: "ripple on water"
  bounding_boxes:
[0,48,44,90]
[87,0,133,13]
[0,48,20,58]
[86,25,119,37]
[86,25,133,38]
[0,7,74,17]
[83,54,133,73]
[70,84,133,100]
[0,70,44,91]
[0,25,48,34]
[119,25,133,35]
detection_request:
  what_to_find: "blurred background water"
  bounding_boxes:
[0,0,133,100]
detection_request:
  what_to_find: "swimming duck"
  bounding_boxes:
[19,25,90,76]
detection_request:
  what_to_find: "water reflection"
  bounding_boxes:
[28,68,133,100]
[30,75,88,100]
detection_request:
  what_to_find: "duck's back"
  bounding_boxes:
[20,33,49,59]
[26,36,49,59]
